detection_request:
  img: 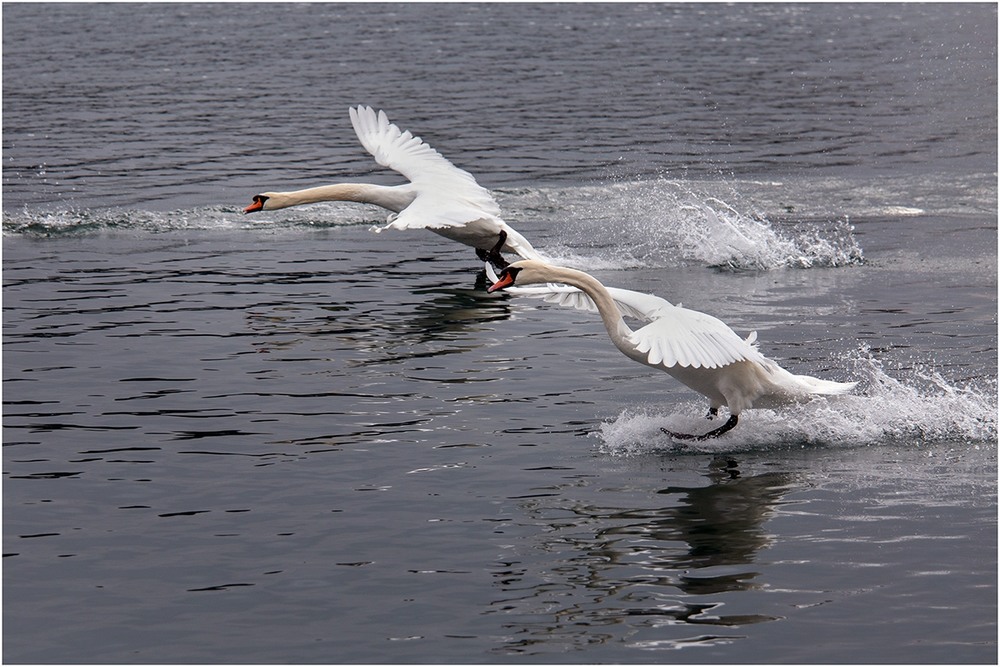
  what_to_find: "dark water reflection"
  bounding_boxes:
[489,458,802,654]
[653,461,794,574]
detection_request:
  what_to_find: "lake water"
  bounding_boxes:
[3,3,997,663]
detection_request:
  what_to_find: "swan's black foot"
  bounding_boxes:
[661,414,738,441]
[706,407,719,420]
[476,231,510,270]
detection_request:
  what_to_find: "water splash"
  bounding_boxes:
[678,196,865,272]
[523,179,865,272]
[596,351,997,455]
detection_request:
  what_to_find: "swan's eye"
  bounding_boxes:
[499,266,522,283]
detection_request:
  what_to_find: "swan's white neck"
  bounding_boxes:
[265,183,414,212]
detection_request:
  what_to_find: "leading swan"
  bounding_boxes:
[244,106,540,266]
[488,259,857,439]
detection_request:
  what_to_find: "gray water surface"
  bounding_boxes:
[3,3,997,663]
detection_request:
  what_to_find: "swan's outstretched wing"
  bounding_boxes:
[629,307,767,370]
[485,263,672,321]
[349,106,501,230]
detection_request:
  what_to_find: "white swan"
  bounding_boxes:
[244,105,540,265]
[488,259,857,439]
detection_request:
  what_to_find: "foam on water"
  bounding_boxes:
[596,350,998,455]
[1,203,376,237]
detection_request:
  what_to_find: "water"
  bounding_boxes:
[3,3,997,663]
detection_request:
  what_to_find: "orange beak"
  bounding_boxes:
[487,272,516,293]
[243,199,265,214]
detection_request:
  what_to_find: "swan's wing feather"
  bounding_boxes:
[629,307,765,369]
[520,283,604,312]
[350,106,501,229]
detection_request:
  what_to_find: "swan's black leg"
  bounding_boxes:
[662,414,739,441]
[477,231,510,270]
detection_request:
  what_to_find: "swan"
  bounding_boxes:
[244,105,540,266]
[487,259,857,439]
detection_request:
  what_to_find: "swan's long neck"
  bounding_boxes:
[268,183,414,212]
[544,267,635,352]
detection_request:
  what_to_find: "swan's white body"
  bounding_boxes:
[245,106,540,261]
[489,260,856,435]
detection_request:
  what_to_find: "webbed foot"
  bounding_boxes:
[661,414,738,441]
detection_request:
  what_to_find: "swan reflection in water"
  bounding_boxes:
[489,458,801,653]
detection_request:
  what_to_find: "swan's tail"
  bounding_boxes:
[792,374,858,395]
[753,358,857,409]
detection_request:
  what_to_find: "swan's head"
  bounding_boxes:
[243,193,278,214]
[487,259,552,292]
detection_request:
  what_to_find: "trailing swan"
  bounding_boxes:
[488,259,857,439]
